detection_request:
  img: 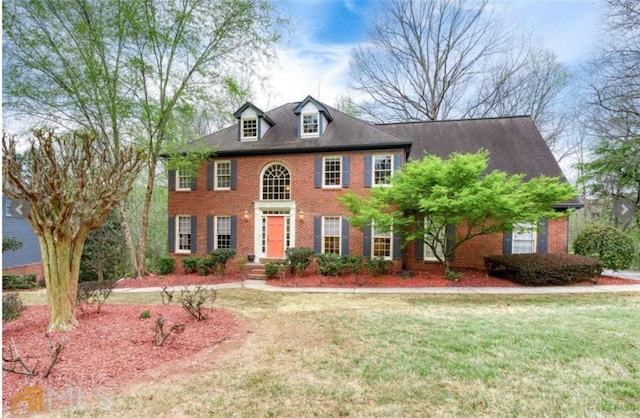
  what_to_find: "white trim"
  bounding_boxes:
[214,215,231,249]
[176,169,191,191]
[241,118,258,141]
[253,200,297,262]
[372,154,393,187]
[175,215,191,254]
[214,160,231,190]
[512,222,537,254]
[371,221,392,260]
[423,219,444,261]
[260,162,291,200]
[322,156,342,188]
[322,216,342,254]
[301,112,320,137]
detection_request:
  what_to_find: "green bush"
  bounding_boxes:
[573,224,635,270]
[484,253,603,286]
[285,247,314,277]
[140,309,151,319]
[316,253,344,276]
[3,293,26,322]
[196,258,210,276]
[208,248,236,275]
[182,256,198,274]
[365,257,392,276]
[155,257,175,275]
[2,274,38,290]
[265,261,287,279]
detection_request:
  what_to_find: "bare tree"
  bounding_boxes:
[350,0,569,152]
[3,130,145,331]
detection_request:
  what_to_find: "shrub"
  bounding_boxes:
[343,255,364,274]
[316,253,344,276]
[484,253,603,286]
[265,261,287,279]
[139,310,151,319]
[208,248,236,275]
[180,286,217,321]
[2,274,38,290]
[573,224,635,270]
[77,280,116,313]
[155,257,175,275]
[365,257,392,276]
[3,293,26,322]
[285,247,314,276]
[196,257,210,276]
[182,256,199,274]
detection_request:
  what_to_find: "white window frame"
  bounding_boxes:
[424,219,444,261]
[323,156,342,188]
[512,222,536,254]
[215,160,231,190]
[241,118,258,140]
[261,163,291,201]
[301,113,319,136]
[176,169,192,191]
[215,216,232,249]
[372,222,392,260]
[322,216,342,254]
[373,154,393,187]
[176,215,192,254]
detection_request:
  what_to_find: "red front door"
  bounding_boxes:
[266,216,285,258]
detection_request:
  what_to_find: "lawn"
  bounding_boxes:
[11,290,640,417]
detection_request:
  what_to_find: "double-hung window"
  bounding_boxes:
[302,113,319,135]
[216,216,231,249]
[215,161,231,190]
[322,217,341,254]
[372,223,392,259]
[323,157,341,187]
[242,118,257,139]
[176,215,192,253]
[373,155,393,186]
[176,169,192,191]
[424,219,444,261]
[512,222,536,254]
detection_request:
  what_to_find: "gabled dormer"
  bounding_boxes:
[293,95,333,138]
[233,102,275,142]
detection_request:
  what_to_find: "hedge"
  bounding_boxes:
[2,274,38,290]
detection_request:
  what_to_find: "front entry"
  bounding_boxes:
[266,216,285,258]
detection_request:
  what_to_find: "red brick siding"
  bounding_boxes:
[3,263,44,281]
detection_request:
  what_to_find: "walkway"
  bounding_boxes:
[114,274,640,295]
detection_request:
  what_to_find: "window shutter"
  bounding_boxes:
[314,157,322,188]
[168,170,176,191]
[364,155,372,187]
[190,175,197,191]
[392,231,402,260]
[191,216,197,254]
[168,217,175,252]
[394,153,403,172]
[341,218,350,256]
[363,223,372,258]
[230,160,237,190]
[230,215,237,249]
[503,230,512,255]
[313,216,322,253]
[415,229,424,260]
[342,156,350,188]
[537,218,548,253]
[207,215,214,252]
[446,224,456,261]
[207,162,214,190]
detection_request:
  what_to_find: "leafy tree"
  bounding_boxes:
[80,210,129,282]
[3,130,145,331]
[340,150,576,275]
[2,237,23,252]
[3,0,284,278]
[349,0,569,153]
[573,224,635,270]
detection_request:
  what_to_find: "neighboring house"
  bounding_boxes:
[167,95,582,272]
[2,195,43,277]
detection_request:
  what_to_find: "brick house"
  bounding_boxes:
[167,95,581,273]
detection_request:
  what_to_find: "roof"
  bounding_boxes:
[377,116,582,209]
[197,101,412,156]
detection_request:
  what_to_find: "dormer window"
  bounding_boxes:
[302,113,319,135]
[242,118,257,139]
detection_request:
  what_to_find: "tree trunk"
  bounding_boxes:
[136,159,158,278]
[38,232,83,332]
[119,204,140,279]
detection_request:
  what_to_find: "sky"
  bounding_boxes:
[253,0,601,110]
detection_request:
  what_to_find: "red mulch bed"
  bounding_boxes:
[114,273,245,288]
[3,304,241,411]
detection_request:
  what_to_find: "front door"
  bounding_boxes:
[266,216,285,258]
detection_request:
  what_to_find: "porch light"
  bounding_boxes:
[298,209,304,221]
[244,209,249,222]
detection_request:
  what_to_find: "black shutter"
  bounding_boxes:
[207,162,214,190]
[313,216,322,253]
[190,175,197,191]
[363,224,372,258]
[190,216,197,254]
[168,217,175,252]
[446,224,456,261]
[537,218,548,253]
[503,230,513,255]
[364,155,372,187]
[314,156,322,188]
[230,215,237,249]
[342,156,350,188]
[230,160,237,190]
[168,170,176,191]
[341,218,350,256]
[392,230,402,260]
[207,215,214,252]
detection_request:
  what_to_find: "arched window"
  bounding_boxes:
[262,163,291,200]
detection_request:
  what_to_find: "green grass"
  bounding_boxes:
[12,290,640,417]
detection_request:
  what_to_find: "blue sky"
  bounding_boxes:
[255,0,600,108]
